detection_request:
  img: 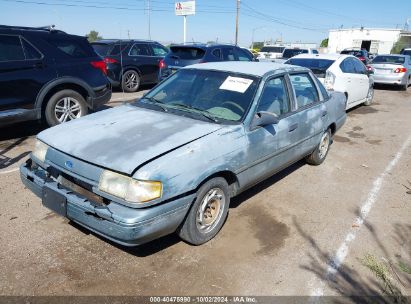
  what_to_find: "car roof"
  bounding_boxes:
[184,62,309,77]
[290,53,349,60]
[169,43,237,49]
[374,54,408,57]
[92,39,155,44]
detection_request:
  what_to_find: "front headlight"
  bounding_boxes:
[32,140,49,163]
[98,170,162,204]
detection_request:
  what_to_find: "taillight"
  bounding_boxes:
[90,60,107,75]
[358,56,366,61]
[159,59,166,69]
[104,57,118,64]
[394,67,407,73]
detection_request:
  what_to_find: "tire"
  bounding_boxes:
[305,129,332,166]
[401,77,409,91]
[44,89,88,127]
[122,70,140,92]
[178,177,230,245]
[364,85,374,106]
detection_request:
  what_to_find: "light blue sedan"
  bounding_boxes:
[21,62,347,246]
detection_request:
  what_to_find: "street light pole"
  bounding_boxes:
[235,0,240,46]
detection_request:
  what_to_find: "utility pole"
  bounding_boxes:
[147,0,151,40]
[235,0,240,45]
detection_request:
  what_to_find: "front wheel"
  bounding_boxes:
[178,177,230,245]
[44,89,88,126]
[364,85,374,106]
[305,129,331,166]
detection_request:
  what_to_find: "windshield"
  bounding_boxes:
[139,69,259,122]
[283,49,308,59]
[260,46,285,53]
[286,58,334,76]
[401,50,411,56]
[372,56,406,65]
[91,44,111,57]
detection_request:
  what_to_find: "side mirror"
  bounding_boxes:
[251,111,279,130]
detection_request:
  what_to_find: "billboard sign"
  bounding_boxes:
[175,1,195,16]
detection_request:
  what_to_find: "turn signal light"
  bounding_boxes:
[394,67,407,73]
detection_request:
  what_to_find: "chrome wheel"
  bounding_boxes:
[124,71,140,90]
[318,132,330,159]
[54,97,82,123]
[196,188,225,233]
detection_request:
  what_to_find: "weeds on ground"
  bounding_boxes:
[361,254,407,304]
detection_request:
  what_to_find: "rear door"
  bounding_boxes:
[339,58,358,104]
[128,43,158,83]
[0,34,55,111]
[352,57,370,100]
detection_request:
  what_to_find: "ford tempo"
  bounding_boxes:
[20,62,347,246]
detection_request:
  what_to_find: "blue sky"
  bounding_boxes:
[0,0,410,46]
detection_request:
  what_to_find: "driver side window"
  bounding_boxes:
[257,77,290,117]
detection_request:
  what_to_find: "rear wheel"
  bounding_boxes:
[44,89,88,126]
[178,177,230,245]
[122,70,140,92]
[305,129,331,166]
[401,77,409,91]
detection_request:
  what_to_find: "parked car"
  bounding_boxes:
[340,48,369,65]
[400,48,411,56]
[159,43,254,79]
[0,25,111,127]
[21,62,346,246]
[91,39,169,92]
[369,54,411,90]
[286,54,374,110]
[257,45,285,61]
[282,47,318,59]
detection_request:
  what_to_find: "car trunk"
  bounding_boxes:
[167,46,206,68]
[371,63,403,75]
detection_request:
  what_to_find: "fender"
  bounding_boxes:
[35,76,95,109]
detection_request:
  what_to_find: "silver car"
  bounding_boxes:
[369,54,411,90]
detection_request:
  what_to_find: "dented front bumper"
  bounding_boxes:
[20,159,194,247]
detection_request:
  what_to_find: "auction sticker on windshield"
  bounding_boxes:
[220,76,253,93]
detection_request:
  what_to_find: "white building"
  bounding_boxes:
[328,28,411,54]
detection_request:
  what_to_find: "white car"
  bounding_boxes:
[257,45,285,61]
[286,54,374,110]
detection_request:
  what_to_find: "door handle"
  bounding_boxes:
[322,111,328,117]
[289,123,298,132]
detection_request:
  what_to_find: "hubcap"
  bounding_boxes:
[124,72,139,89]
[318,132,330,159]
[196,188,225,233]
[54,97,82,123]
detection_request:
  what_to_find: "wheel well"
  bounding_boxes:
[40,83,89,114]
[197,171,239,197]
[121,68,141,79]
[328,123,337,135]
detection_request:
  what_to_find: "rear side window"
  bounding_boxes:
[92,43,112,56]
[312,49,319,54]
[340,58,356,73]
[353,58,366,74]
[289,73,319,108]
[109,44,128,55]
[130,44,151,56]
[46,36,94,58]
[170,47,205,60]
[21,38,42,60]
[0,35,25,61]
[151,44,168,56]
[222,48,236,61]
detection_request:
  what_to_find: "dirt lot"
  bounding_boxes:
[0,87,410,298]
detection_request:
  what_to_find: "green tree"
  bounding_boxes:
[320,38,329,48]
[251,41,264,51]
[86,30,102,43]
[391,36,411,54]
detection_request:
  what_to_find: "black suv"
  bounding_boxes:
[160,43,254,79]
[91,40,169,92]
[0,25,111,127]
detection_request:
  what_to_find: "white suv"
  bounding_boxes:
[286,53,374,110]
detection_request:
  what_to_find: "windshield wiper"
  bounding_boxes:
[142,97,168,112]
[169,103,219,123]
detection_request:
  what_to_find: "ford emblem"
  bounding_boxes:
[65,160,73,169]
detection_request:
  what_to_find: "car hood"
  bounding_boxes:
[38,105,222,175]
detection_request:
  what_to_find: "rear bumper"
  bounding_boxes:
[88,84,112,109]
[20,160,194,246]
[373,74,407,85]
